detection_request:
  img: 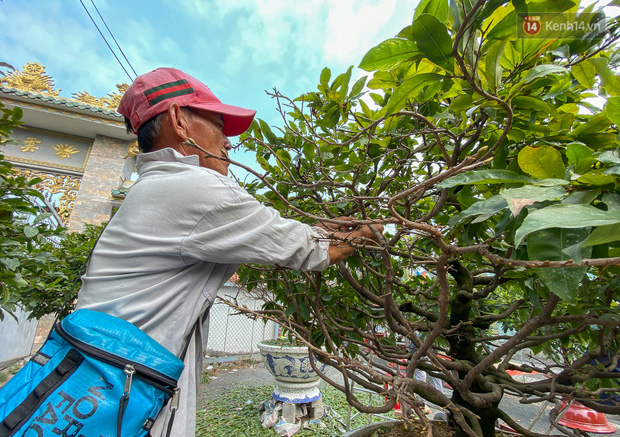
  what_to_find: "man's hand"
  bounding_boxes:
[317,217,383,264]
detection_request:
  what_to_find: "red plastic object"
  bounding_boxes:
[558,401,616,433]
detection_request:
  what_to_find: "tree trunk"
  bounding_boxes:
[450,380,500,437]
[447,260,501,437]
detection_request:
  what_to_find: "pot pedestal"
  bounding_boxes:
[273,378,322,404]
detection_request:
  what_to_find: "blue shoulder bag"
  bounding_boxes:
[0,309,184,437]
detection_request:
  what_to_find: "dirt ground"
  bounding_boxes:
[197,360,620,437]
[198,359,272,403]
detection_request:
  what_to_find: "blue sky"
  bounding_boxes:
[0,0,419,126]
[0,0,420,175]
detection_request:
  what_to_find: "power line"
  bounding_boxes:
[89,0,137,78]
[79,0,135,82]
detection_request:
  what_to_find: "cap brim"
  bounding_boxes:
[189,102,256,136]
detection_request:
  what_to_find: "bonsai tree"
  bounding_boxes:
[224,1,620,435]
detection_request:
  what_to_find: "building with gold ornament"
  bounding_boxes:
[0,62,137,233]
[0,63,136,363]
[0,63,272,367]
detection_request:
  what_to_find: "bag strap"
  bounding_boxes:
[161,308,210,437]
[0,349,83,437]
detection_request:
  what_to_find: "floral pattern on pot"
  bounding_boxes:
[257,341,329,404]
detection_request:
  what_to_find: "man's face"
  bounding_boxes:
[184,109,232,175]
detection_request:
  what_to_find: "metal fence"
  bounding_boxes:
[204,283,277,363]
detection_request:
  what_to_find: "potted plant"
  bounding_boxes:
[257,335,328,404]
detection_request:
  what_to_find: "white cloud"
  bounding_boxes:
[323,0,398,65]
[193,1,331,96]
[173,0,416,92]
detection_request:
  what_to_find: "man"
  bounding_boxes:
[75,68,381,436]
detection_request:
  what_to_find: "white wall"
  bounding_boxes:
[0,307,38,363]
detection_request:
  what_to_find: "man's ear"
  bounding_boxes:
[166,102,191,141]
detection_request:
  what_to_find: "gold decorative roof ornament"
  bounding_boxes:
[0,62,60,96]
[72,83,129,110]
[125,140,139,159]
[2,61,130,111]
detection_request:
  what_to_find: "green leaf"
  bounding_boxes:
[359,38,420,71]
[0,258,20,271]
[597,151,620,166]
[515,204,620,247]
[384,73,442,116]
[571,62,596,89]
[533,178,569,187]
[414,0,449,24]
[332,66,353,96]
[582,223,620,247]
[367,71,399,91]
[11,273,28,288]
[476,0,513,27]
[449,93,473,113]
[349,76,367,98]
[23,225,39,238]
[563,189,600,206]
[605,165,620,176]
[572,113,612,137]
[527,228,591,302]
[448,195,508,226]
[320,68,331,86]
[485,40,506,92]
[12,106,23,120]
[410,14,454,71]
[574,157,598,175]
[275,149,292,168]
[438,169,534,189]
[566,142,592,166]
[501,185,567,215]
[590,58,620,96]
[32,212,53,225]
[605,97,620,127]
[258,119,280,145]
[486,10,517,41]
[521,64,567,84]
[518,145,565,179]
[576,171,616,186]
[298,300,311,322]
[580,134,617,150]
[512,96,550,114]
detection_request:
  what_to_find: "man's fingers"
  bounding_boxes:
[318,217,383,237]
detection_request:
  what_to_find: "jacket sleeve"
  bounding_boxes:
[179,188,331,270]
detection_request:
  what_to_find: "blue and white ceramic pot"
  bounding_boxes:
[257,341,328,404]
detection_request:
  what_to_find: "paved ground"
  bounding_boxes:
[199,360,620,436]
[199,360,269,401]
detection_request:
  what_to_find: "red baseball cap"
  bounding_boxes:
[118,68,256,137]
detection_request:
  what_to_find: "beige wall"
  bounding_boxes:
[68,134,130,232]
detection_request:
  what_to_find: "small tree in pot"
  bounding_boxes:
[224,1,620,436]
